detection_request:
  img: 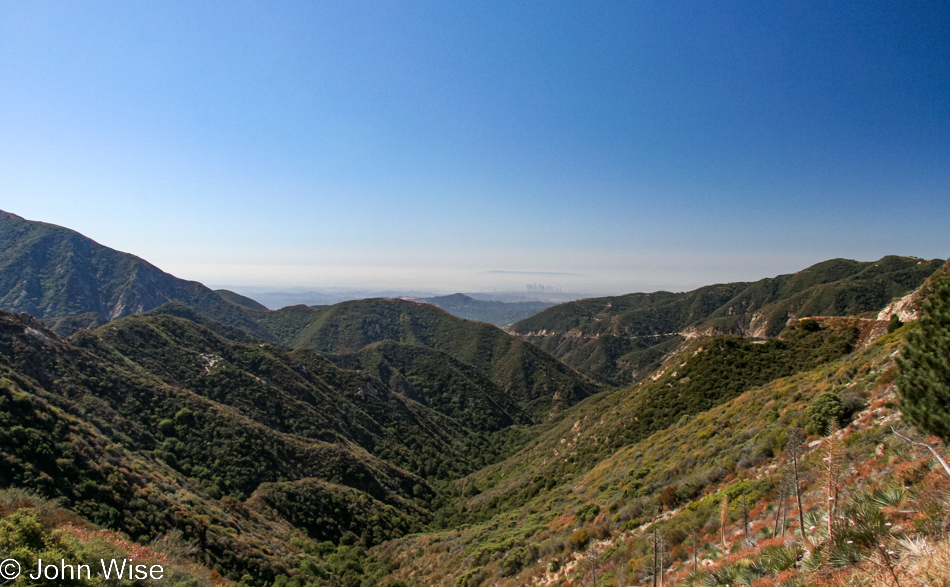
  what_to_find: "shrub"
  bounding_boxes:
[659,485,679,509]
[805,391,845,435]
[569,527,592,550]
[839,390,867,421]
[575,502,600,523]
[887,314,903,333]
[158,419,175,436]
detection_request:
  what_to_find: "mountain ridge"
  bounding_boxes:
[511,255,943,385]
[0,210,275,341]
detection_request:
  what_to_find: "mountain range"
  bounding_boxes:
[510,255,943,385]
[0,209,947,586]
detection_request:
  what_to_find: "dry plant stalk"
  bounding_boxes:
[823,418,841,541]
[742,496,750,546]
[875,544,903,587]
[783,469,792,535]
[786,427,810,547]
[772,473,787,537]
[720,495,729,549]
[653,526,660,587]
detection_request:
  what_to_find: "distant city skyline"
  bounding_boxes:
[2,1,947,295]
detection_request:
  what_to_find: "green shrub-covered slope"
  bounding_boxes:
[370,313,941,586]
[258,298,599,419]
[0,309,543,583]
[428,318,862,531]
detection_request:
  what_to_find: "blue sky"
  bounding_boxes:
[2,1,948,294]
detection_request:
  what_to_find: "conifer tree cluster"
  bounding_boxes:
[897,269,950,441]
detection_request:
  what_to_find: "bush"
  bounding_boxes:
[569,527,591,550]
[575,502,600,523]
[158,419,175,436]
[887,314,903,333]
[659,485,679,509]
[799,319,821,333]
[805,391,845,435]
[839,390,867,421]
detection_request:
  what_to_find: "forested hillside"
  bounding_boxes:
[258,298,598,419]
[511,256,943,385]
[0,309,531,583]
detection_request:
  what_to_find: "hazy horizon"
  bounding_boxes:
[189,250,932,298]
[3,2,947,292]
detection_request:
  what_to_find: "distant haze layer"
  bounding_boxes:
[164,250,838,296]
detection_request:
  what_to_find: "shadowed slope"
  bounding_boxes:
[0,210,273,340]
[259,297,599,419]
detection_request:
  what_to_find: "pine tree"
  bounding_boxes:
[897,269,950,441]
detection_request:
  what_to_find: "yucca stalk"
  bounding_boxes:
[823,418,841,542]
[720,495,729,549]
[782,470,791,535]
[786,427,809,546]
[742,496,750,546]
[653,526,660,587]
[772,474,786,537]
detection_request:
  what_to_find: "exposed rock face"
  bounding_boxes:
[747,312,770,339]
[877,292,920,322]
